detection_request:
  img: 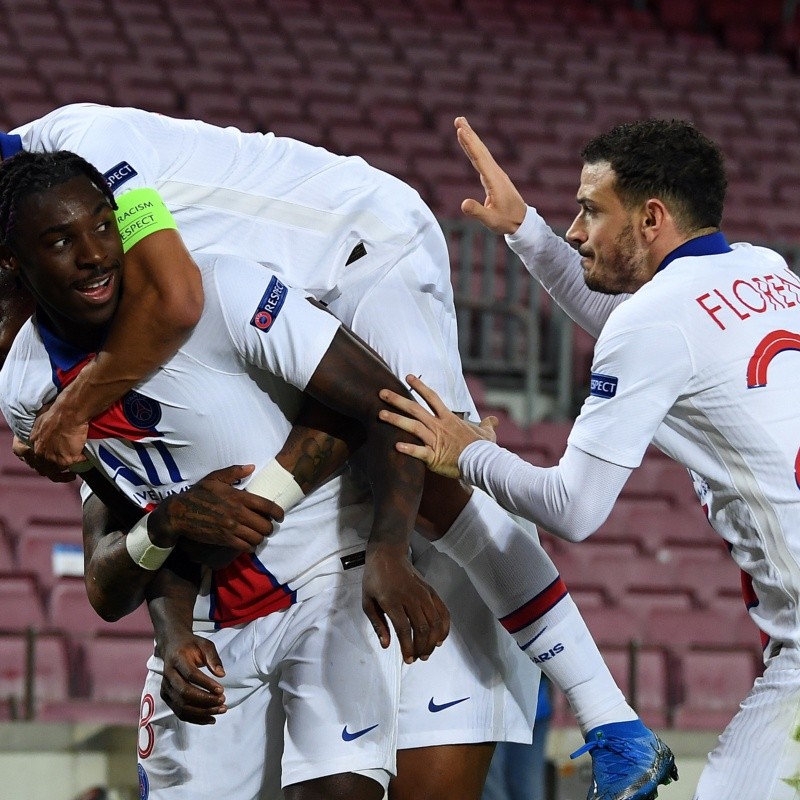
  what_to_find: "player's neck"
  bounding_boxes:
[36,307,106,354]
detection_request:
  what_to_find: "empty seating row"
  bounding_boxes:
[1,0,799,252]
[0,632,153,724]
[551,643,760,731]
[0,573,152,637]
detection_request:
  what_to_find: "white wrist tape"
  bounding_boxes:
[247,459,305,512]
[125,513,174,570]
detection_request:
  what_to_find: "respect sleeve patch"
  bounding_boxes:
[589,373,618,398]
[114,187,178,253]
[250,276,288,332]
[103,161,138,191]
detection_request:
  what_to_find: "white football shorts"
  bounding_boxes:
[330,217,540,750]
[136,572,401,799]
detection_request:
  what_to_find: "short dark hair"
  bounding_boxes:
[0,150,116,247]
[580,119,727,231]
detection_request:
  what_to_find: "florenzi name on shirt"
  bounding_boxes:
[695,269,800,330]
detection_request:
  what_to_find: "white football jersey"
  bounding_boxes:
[566,236,800,650]
[0,253,375,630]
[12,103,433,301]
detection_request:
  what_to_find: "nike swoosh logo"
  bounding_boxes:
[520,626,548,651]
[428,696,470,713]
[341,723,379,741]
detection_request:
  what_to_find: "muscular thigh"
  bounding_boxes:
[396,541,539,752]
[391,743,495,800]
[285,772,386,800]
[138,579,402,799]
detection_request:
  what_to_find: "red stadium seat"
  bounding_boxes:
[37,698,141,725]
[578,605,644,649]
[673,648,758,730]
[49,578,153,637]
[0,575,46,632]
[620,459,698,508]
[85,635,154,704]
[0,532,14,573]
[602,646,671,728]
[0,632,69,715]
[643,606,759,650]
[0,477,83,536]
[16,521,82,593]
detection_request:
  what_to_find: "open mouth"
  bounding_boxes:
[74,269,117,302]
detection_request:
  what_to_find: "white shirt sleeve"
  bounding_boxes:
[18,105,162,195]
[209,256,342,390]
[0,321,56,443]
[506,206,628,338]
[459,440,631,541]
[567,320,693,469]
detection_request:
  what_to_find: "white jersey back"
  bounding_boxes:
[568,242,800,649]
[12,103,432,301]
[0,253,373,630]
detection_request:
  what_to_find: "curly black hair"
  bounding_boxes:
[0,149,116,248]
[581,119,727,232]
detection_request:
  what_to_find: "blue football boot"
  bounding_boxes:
[570,720,679,800]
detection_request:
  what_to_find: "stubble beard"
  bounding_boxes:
[582,221,643,295]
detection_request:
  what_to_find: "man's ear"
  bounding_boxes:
[639,198,669,243]
[0,244,18,277]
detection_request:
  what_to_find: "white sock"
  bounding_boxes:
[434,489,638,734]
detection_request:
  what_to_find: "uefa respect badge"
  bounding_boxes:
[589,372,618,399]
[250,276,288,333]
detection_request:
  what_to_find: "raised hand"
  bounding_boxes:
[455,116,527,235]
[379,375,498,478]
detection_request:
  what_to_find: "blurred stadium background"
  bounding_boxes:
[1,0,798,796]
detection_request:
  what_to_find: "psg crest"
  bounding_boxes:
[138,764,150,800]
[123,390,163,430]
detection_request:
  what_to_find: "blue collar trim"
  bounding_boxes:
[656,231,731,273]
[37,314,94,373]
[0,133,22,159]
[36,313,107,389]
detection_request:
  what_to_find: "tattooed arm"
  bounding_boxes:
[83,464,283,622]
[275,395,365,492]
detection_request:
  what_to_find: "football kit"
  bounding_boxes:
[1,253,413,793]
[471,208,800,799]
[7,103,541,753]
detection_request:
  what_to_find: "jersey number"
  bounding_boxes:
[746,329,800,488]
[138,693,156,759]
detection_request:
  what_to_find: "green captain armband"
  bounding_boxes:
[114,188,178,253]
